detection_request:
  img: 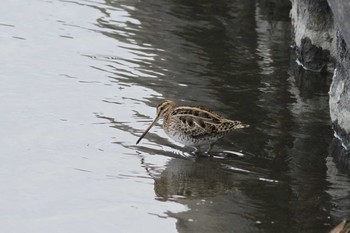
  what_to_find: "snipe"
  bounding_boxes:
[136,100,249,153]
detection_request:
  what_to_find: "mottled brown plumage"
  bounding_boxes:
[136,100,249,152]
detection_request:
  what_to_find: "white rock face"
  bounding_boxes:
[290,0,337,57]
[290,0,336,72]
[329,67,350,135]
[329,30,350,149]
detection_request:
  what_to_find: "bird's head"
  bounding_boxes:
[136,100,175,144]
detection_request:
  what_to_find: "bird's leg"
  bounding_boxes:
[194,144,213,156]
[193,145,214,156]
[193,146,200,154]
[208,144,213,153]
[205,144,214,156]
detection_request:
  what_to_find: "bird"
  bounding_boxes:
[136,100,249,153]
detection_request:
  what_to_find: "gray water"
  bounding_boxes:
[1,0,350,232]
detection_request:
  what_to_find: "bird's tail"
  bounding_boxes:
[233,121,249,129]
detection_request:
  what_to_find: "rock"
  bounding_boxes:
[329,32,350,150]
[329,220,350,233]
[290,0,336,72]
[291,0,350,151]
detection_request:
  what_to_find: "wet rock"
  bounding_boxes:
[329,138,350,170]
[290,0,336,72]
[329,31,350,150]
[328,1,350,50]
[291,0,350,152]
[297,37,332,72]
[329,219,350,233]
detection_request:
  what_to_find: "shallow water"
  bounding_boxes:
[1,0,350,232]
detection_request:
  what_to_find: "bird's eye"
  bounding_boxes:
[159,107,164,111]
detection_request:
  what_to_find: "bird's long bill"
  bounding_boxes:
[136,115,160,144]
